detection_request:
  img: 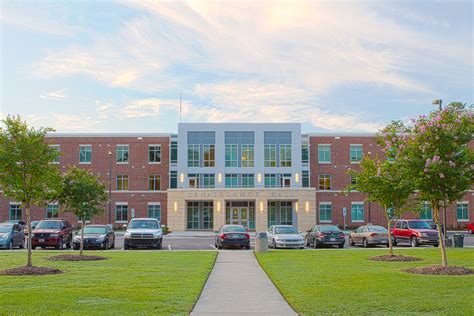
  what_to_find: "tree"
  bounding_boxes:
[0,115,61,267]
[57,167,108,256]
[346,154,414,256]
[383,103,473,267]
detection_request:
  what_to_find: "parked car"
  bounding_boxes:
[24,220,40,236]
[466,222,474,234]
[31,220,73,249]
[214,225,250,249]
[424,221,444,233]
[267,225,304,249]
[349,225,391,248]
[391,220,439,247]
[0,223,25,249]
[124,218,162,249]
[305,225,345,248]
[4,220,26,230]
[73,225,115,250]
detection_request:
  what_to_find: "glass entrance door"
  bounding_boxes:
[230,207,249,228]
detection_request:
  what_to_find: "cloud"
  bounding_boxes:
[40,89,68,100]
[95,98,187,120]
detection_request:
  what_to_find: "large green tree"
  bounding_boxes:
[0,115,61,266]
[57,167,108,256]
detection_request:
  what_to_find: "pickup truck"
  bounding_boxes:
[123,218,163,249]
[392,220,439,247]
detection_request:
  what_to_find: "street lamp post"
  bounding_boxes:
[108,151,112,224]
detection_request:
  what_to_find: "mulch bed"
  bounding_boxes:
[370,254,422,262]
[403,265,474,275]
[0,266,63,276]
[46,254,108,261]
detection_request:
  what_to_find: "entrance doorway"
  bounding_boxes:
[226,201,255,230]
[230,207,249,227]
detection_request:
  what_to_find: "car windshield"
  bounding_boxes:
[129,220,158,229]
[368,226,387,232]
[319,225,340,232]
[36,221,61,229]
[275,227,298,234]
[408,221,432,229]
[81,227,107,234]
[222,226,246,233]
[0,226,12,233]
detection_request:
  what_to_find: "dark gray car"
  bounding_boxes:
[215,225,250,249]
[305,225,345,248]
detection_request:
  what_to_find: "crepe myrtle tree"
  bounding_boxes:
[382,103,473,267]
[345,155,414,256]
[0,115,61,267]
[57,167,108,256]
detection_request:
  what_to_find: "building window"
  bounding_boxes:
[188,144,200,167]
[264,174,278,188]
[187,201,214,230]
[350,175,357,185]
[116,145,129,163]
[116,175,129,191]
[148,175,161,191]
[281,174,291,187]
[241,144,254,167]
[9,204,22,220]
[267,201,293,227]
[264,144,277,167]
[241,174,254,188]
[457,203,469,221]
[188,174,199,188]
[169,171,177,189]
[225,144,238,167]
[420,203,432,220]
[225,174,238,188]
[46,204,59,219]
[302,143,309,165]
[351,203,364,222]
[49,145,60,164]
[203,174,215,188]
[148,204,161,221]
[203,144,215,167]
[115,204,128,222]
[149,145,161,163]
[318,174,331,190]
[318,144,331,163]
[79,145,92,164]
[350,144,363,163]
[279,144,292,167]
[302,171,310,188]
[319,203,332,222]
[170,140,178,164]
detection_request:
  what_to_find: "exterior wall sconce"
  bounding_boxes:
[259,201,264,212]
[218,173,222,183]
[305,201,309,212]
[180,173,184,183]
[295,173,300,183]
[295,202,299,212]
[217,201,221,212]
[257,173,262,183]
[173,201,177,212]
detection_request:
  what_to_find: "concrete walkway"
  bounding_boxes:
[191,250,296,316]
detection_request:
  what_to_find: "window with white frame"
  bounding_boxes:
[302,171,310,188]
[241,174,254,188]
[148,204,161,221]
[148,175,161,191]
[79,145,92,164]
[241,144,254,167]
[49,145,60,164]
[188,174,199,188]
[203,174,215,188]
[9,203,22,220]
[264,144,277,167]
[319,203,332,222]
[46,204,59,219]
[351,203,364,222]
[149,145,161,163]
[318,174,331,190]
[457,203,469,221]
[279,144,292,167]
[318,144,331,163]
[225,174,238,188]
[350,144,363,163]
[116,175,129,191]
[116,145,129,163]
[420,203,432,220]
[225,144,238,167]
[188,144,200,167]
[115,204,128,222]
[203,144,215,167]
[264,174,278,188]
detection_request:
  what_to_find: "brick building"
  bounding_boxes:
[0,124,472,230]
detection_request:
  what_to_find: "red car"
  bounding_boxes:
[31,220,73,249]
[467,222,474,234]
[391,220,439,247]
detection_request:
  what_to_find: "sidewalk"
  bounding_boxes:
[191,250,296,316]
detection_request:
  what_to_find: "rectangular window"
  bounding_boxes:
[170,141,178,164]
[264,174,278,188]
[264,144,277,167]
[225,174,238,188]
[203,144,215,167]
[49,145,60,164]
[351,203,364,222]
[79,145,92,164]
[318,174,331,190]
[279,144,292,167]
[302,143,309,165]
[188,144,200,167]
[169,171,177,189]
[148,204,161,221]
[319,203,332,222]
[318,144,331,163]
[116,175,129,191]
[115,204,128,222]
[420,204,432,220]
[456,203,469,221]
[225,144,238,167]
[350,175,357,185]
[203,174,215,188]
[46,204,59,219]
[148,175,161,191]
[188,174,199,188]
[241,144,254,167]
[148,145,161,163]
[350,144,363,163]
[9,204,22,220]
[281,174,291,188]
[241,174,254,188]
[302,171,310,188]
[116,145,129,163]
[267,201,293,227]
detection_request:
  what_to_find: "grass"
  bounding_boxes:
[0,251,216,315]
[256,248,474,315]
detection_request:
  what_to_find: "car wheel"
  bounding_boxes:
[245,244,250,250]
[410,237,419,247]
[124,242,129,250]
[349,237,355,246]
[338,243,344,249]
[9,240,13,250]
[272,239,277,249]
[19,239,25,249]
[313,239,319,249]
[217,243,223,250]
[110,241,115,249]
[392,238,397,246]
[66,238,71,249]
[363,238,369,248]
[73,245,79,250]
[32,246,36,250]
[157,240,162,250]
[433,243,439,247]
[305,238,310,247]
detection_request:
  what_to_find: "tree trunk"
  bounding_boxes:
[385,207,393,256]
[26,204,33,267]
[433,205,448,267]
[80,218,85,256]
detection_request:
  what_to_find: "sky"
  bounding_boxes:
[0,0,472,133]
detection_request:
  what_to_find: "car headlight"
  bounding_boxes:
[124,232,131,238]
[0,233,10,239]
[73,236,80,242]
[50,233,59,237]
[421,233,428,237]
[153,232,162,238]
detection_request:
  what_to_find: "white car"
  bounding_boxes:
[267,225,305,249]
[124,218,163,249]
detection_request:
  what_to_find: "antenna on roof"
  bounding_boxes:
[179,92,182,123]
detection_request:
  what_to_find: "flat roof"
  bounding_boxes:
[46,133,172,138]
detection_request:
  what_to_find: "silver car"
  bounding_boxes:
[124,218,163,249]
[267,225,305,249]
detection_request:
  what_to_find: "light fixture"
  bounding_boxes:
[218,173,222,183]
[305,201,309,212]
[217,201,221,212]
[257,173,262,183]
[173,201,177,212]
[259,201,264,212]
[295,173,300,183]
[295,202,299,212]
[180,173,184,183]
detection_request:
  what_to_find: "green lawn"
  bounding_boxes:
[0,251,216,315]
[256,249,474,315]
